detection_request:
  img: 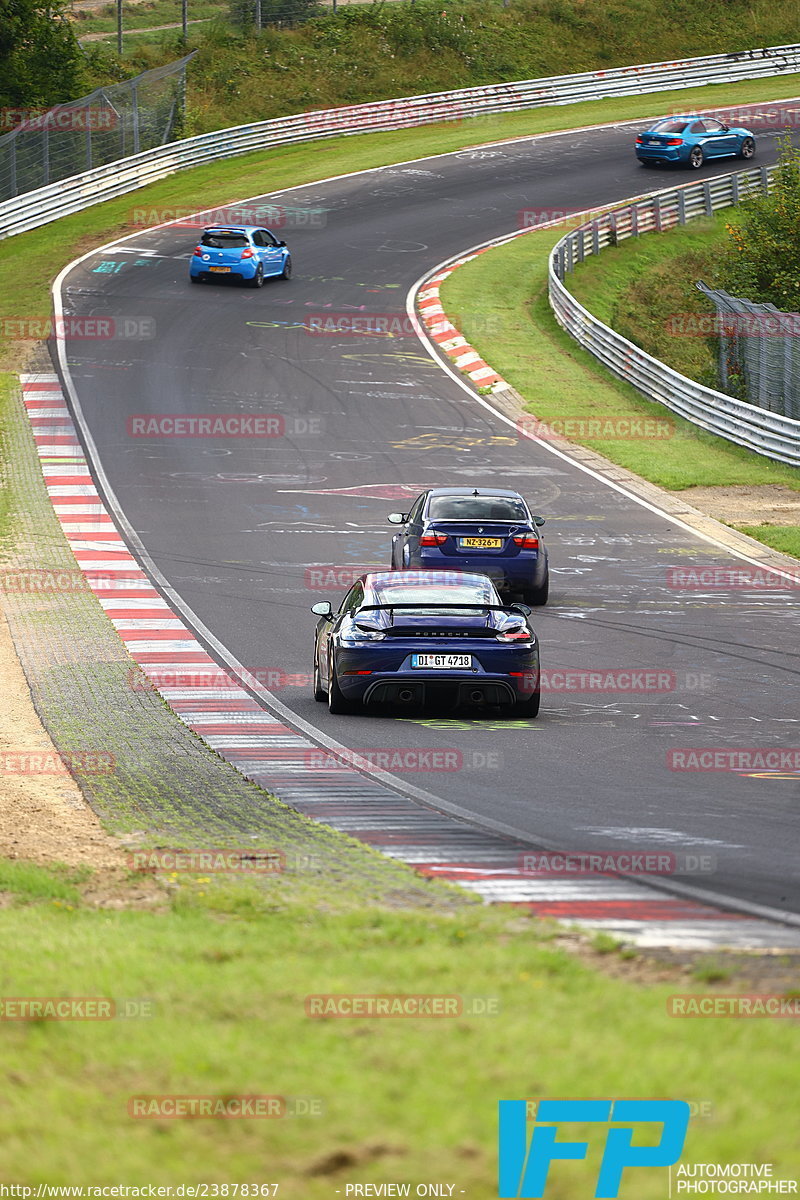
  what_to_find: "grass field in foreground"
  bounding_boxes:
[0,858,797,1189]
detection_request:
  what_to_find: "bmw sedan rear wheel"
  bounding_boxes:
[688,146,705,169]
[739,137,756,160]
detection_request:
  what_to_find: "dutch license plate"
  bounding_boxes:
[209,266,231,273]
[411,653,472,670]
[459,537,502,549]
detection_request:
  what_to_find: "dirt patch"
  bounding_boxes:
[0,598,127,872]
[675,485,800,528]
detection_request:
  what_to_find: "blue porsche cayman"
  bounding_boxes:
[388,487,548,605]
[635,115,755,169]
[190,225,292,286]
[311,571,540,716]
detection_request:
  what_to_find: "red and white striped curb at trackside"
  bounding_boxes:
[415,258,505,390]
[19,372,800,952]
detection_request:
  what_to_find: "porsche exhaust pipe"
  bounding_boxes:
[398,688,415,703]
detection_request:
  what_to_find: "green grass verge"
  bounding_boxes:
[735,523,800,558]
[567,214,726,389]
[0,857,797,1187]
[4,71,800,374]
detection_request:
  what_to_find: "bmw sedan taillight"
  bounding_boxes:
[665,137,683,146]
[512,534,539,549]
[635,135,644,144]
[419,532,448,547]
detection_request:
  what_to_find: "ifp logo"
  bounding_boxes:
[498,1099,690,1197]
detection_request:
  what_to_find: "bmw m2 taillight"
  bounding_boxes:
[512,534,539,549]
[665,138,683,145]
[419,532,448,547]
[635,135,644,144]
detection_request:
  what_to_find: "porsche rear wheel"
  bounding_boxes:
[328,653,357,714]
[515,689,541,718]
[313,649,326,701]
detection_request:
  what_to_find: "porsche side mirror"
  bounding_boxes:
[311,601,333,618]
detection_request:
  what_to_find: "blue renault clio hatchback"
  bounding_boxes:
[190,225,292,287]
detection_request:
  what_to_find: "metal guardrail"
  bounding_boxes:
[548,166,800,466]
[1,42,800,239]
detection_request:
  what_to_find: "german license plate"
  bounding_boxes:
[459,537,502,549]
[411,653,472,670]
[209,266,231,273]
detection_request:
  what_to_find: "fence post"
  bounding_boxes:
[42,126,49,187]
[132,83,141,156]
[631,204,639,236]
[703,180,712,216]
[678,189,686,225]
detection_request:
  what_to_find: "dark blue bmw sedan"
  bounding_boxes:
[311,571,540,716]
[388,487,548,605]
